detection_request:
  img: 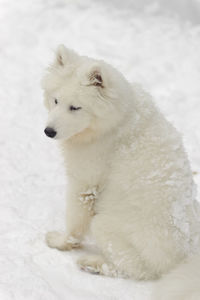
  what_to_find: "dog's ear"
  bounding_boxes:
[84,64,104,88]
[55,44,77,66]
[88,67,103,87]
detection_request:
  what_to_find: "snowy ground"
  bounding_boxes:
[0,0,200,299]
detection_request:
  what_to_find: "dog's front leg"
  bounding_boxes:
[46,184,97,251]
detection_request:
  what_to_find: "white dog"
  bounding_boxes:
[42,45,200,298]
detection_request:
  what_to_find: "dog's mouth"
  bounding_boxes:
[44,124,94,142]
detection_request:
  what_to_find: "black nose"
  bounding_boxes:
[44,127,57,138]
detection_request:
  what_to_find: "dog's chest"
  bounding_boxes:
[64,139,113,186]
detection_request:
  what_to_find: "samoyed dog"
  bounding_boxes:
[42,45,200,299]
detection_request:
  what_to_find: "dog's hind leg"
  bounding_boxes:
[77,254,117,276]
[89,215,155,280]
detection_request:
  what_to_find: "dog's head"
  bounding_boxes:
[42,45,132,142]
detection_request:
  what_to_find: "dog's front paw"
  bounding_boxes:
[46,231,81,251]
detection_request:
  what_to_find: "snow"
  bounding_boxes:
[0,0,200,299]
[79,187,98,213]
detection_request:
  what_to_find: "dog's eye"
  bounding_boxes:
[69,105,82,111]
[55,99,58,104]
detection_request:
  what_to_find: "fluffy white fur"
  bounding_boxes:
[152,255,200,300]
[42,45,200,296]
